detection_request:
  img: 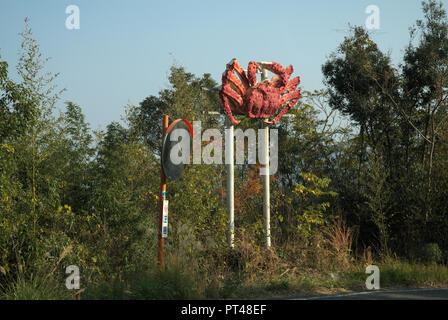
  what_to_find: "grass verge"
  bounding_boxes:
[2,259,447,299]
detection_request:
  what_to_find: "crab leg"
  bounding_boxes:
[219,85,242,124]
[219,58,253,125]
[226,59,250,90]
[280,89,300,104]
[221,80,244,107]
[280,76,301,102]
[219,95,240,125]
[258,62,294,88]
[268,90,302,125]
[283,76,300,92]
[226,71,246,96]
[247,61,259,86]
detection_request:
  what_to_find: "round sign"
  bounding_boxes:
[161,119,193,180]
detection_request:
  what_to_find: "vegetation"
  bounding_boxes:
[1,1,448,299]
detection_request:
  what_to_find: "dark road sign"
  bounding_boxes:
[161,119,193,180]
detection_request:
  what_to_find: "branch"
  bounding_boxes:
[371,77,433,144]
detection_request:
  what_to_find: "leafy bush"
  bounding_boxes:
[420,243,443,264]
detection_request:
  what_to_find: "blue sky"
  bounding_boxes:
[0,0,426,130]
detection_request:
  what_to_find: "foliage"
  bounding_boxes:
[0,276,71,300]
[292,172,337,239]
[82,267,202,300]
[322,0,448,254]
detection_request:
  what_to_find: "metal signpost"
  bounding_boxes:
[203,110,235,248]
[261,67,271,248]
[158,115,169,269]
[226,117,235,248]
[158,116,193,269]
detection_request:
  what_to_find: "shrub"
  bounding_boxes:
[0,276,71,300]
[420,243,443,264]
[82,267,202,300]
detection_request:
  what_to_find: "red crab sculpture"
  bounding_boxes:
[219,58,301,125]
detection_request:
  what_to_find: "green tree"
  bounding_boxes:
[402,0,448,224]
[88,120,159,276]
[0,18,64,279]
[322,0,448,254]
[59,102,94,212]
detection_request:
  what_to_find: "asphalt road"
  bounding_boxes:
[294,288,448,300]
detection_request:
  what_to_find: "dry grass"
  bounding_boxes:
[234,232,284,276]
[77,218,447,300]
[322,217,358,270]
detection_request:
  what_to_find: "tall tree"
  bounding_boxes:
[402,0,448,224]
[322,0,448,253]
[0,18,64,278]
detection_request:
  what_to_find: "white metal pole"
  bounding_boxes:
[261,67,271,248]
[226,117,235,248]
[203,108,235,248]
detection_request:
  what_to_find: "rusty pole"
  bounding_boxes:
[158,115,169,269]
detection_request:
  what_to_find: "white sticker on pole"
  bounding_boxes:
[162,200,169,238]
